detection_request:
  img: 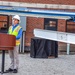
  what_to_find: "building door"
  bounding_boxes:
[44,18,58,31]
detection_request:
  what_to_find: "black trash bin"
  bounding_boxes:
[30,37,58,58]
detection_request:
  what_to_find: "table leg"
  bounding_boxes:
[0,50,5,74]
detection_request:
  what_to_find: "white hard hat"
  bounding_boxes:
[13,15,20,21]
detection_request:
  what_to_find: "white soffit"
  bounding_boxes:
[0,1,75,9]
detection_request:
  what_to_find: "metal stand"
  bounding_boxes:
[0,50,7,74]
[67,43,70,55]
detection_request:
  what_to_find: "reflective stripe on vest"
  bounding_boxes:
[8,25,21,45]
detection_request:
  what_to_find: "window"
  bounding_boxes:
[66,21,75,33]
[44,18,58,31]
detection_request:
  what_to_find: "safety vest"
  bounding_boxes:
[8,25,22,45]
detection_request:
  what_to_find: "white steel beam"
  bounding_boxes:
[34,29,75,44]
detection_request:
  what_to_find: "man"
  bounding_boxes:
[6,15,22,73]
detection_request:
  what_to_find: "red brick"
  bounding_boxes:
[58,19,66,32]
[2,0,75,5]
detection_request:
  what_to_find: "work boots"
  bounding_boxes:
[6,68,18,73]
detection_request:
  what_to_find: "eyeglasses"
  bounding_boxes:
[13,19,19,21]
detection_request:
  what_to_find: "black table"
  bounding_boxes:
[30,37,58,58]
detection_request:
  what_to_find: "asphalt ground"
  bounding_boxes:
[0,53,75,75]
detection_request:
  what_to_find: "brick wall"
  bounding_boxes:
[2,0,75,5]
[0,0,75,52]
[58,19,66,32]
[25,17,44,46]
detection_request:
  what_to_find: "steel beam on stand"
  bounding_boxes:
[34,29,75,54]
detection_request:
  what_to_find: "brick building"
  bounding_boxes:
[0,0,75,53]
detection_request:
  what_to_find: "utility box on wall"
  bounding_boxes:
[19,16,26,53]
[20,16,27,31]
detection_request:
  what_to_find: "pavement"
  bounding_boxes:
[0,53,75,75]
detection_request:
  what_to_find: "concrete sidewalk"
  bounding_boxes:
[0,53,75,75]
